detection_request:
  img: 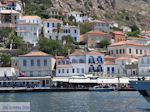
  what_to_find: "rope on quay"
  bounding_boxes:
[123,94,141,112]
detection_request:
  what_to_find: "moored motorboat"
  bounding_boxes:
[89,86,114,91]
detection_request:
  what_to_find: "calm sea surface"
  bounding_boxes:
[0,91,150,112]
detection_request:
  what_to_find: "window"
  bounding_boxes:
[67,69,69,73]
[47,23,50,27]
[37,59,40,66]
[90,37,94,40]
[48,30,49,33]
[23,60,26,66]
[46,80,49,84]
[116,50,118,54]
[120,49,122,54]
[123,49,125,54]
[107,67,110,74]
[77,68,79,73]
[136,49,138,54]
[74,37,77,42]
[101,36,103,40]
[129,48,131,54]
[38,71,41,76]
[97,36,99,41]
[141,58,144,64]
[31,59,34,66]
[52,23,55,27]
[58,69,61,73]
[72,68,75,73]
[140,50,142,54]
[62,69,64,73]
[112,67,114,74]
[74,29,77,33]
[111,50,113,54]
[148,58,150,64]
[82,68,84,73]
[44,59,47,66]
[56,36,58,40]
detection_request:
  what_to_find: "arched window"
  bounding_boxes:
[89,65,94,72]
[97,65,103,72]
[89,56,95,63]
[97,56,103,63]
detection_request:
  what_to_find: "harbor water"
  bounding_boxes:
[0,91,150,112]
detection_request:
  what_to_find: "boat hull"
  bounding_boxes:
[130,81,150,103]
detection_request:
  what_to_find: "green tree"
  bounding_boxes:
[80,20,92,34]
[62,35,73,44]
[53,23,62,40]
[9,34,24,49]
[99,40,111,48]
[88,1,93,7]
[0,53,11,67]
[0,28,12,43]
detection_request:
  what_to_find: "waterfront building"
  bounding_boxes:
[138,53,150,76]
[67,11,88,22]
[56,50,105,77]
[16,16,41,45]
[110,31,126,43]
[120,26,132,32]
[103,61,117,77]
[18,51,55,77]
[55,56,70,65]
[0,0,22,12]
[108,41,148,58]
[90,20,110,33]
[115,57,138,77]
[0,10,21,27]
[43,18,80,42]
[81,30,112,48]
[85,51,104,77]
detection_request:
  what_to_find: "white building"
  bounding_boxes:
[16,16,41,45]
[108,41,149,58]
[120,26,132,32]
[115,57,138,77]
[0,0,22,12]
[90,20,111,33]
[67,11,88,23]
[103,61,117,77]
[56,50,105,77]
[43,18,80,42]
[18,51,55,77]
[109,21,119,28]
[138,54,150,76]
[127,38,150,45]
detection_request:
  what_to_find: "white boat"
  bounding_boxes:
[89,86,114,92]
[130,80,150,103]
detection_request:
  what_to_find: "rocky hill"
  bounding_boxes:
[51,0,150,30]
[2,0,150,30]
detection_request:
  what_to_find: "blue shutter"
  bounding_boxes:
[47,23,50,27]
[52,23,55,27]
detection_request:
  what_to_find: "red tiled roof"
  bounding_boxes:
[111,31,125,35]
[57,65,72,68]
[88,51,103,55]
[8,0,17,2]
[70,51,85,56]
[16,30,27,32]
[90,20,108,24]
[116,57,132,60]
[45,18,62,22]
[20,51,52,57]
[104,55,116,59]
[110,41,145,47]
[87,30,109,35]
[104,61,116,65]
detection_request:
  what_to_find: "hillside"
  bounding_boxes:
[3,0,150,30]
